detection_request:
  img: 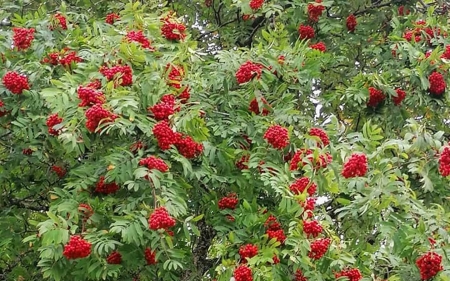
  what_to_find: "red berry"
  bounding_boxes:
[342,153,368,178]
[59,51,82,67]
[236,155,250,170]
[161,19,186,41]
[126,30,155,50]
[334,268,362,281]
[303,220,323,238]
[52,13,67,30]
[148,207,176,230]
[139,156,169,172]
[249,97,270,115]
[234,265,253,281]
[148,94,178,121]
[2,71,30,94]
[41,52,60,65]
[63,235,91,259]
[307,0,325,22]
[235,61,264,84]
[175,135,204,159]
[106,13,120,24]
[266,229,286,244]
[46,113,63,136]
[51,165,66,178]
[85,104,118,133]
[100,65,133,87]
[290,149,332,171]
[166,63,184,88]
[398,6,410,16]
[298,25,315,40]
[239,244,258,263]
[367,87,385,107]
[272,255,280,264]
[310,42,326,52]
[95,176,120,194]
[264,215,281,230]
[294,269,307,281]
[12,27,35,51]
[144,248,157,265]
[178,87,191,103]
[22,148,33,155]
[130,141,146,153]
[346,14,357,32]
[309,127,330,147]
[439,146,450,176]
[218,193,239,210]
[249,0,264,10]
[440,45,450,59]
[263,125,289,150]
[392,88,406,105]
[290,177,317,197]
[300,197,316,219]
[429,71,446,96]
[106,251,122,264]
[308,238,331,260]
[77,86,105,107]
[152,121,182,150]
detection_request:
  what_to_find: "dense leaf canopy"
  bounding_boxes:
[1,0,450,281]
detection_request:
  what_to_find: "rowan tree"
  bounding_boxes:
[1,0,450,281]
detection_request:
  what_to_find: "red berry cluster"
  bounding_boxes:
[52,13,67,30]
[416,252,443,280]
[310,42,326,52]
[403,21,439,44]
[85,104,118,132]
[106,251,122,264]
[439,146,450,176]
[307,0,325,22]
[398,6,410,16]
[100,65,133,87]
[309,238,330,259]
[239,244,258,263]
[346,14,357,32]
[265,215,281,230]
[144,248,157,265]
[126,30,155,50]
[300,197,316,219]
[342,153,368,178]
[235,61,264,84]
[106,13,120,24]
[309,127,330,147]
[234,265,253,281]
[51,165,66,178]
[303,220,323,238]
[161,19,187,41]
[78,203,93,219]
[59,51,82,68]
[41,52,60,65]
[294,269,307,281]
[334,268,362,281]
[264,125,289,149]
[218,193,239,210]
[175,135,204,159]
[392,88,406,105]
[440,45,450,59]
[429,71,446,96]
[272,255,280,264]
[148,207,176,230]
[290,177,317,197]
[22,148,33,155]
[12,27,35,51]
[148,94,178,121]
[166,63,184,89]
[178,87,190,103]
[290,149,332,171]
[236,155,250,170]
[63,236,91,259]
[46,113,63,136]
[77,86,105,107]
[249,97,270,115]
[95,176,120,194]
[139,156,169,172]
[298,25,315,40]
[0,100,7,117]
[267,229,286,244]
[367,87,385,107]
[249,0,264,10]
[152,121,182,150]
[2,71,30,94]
